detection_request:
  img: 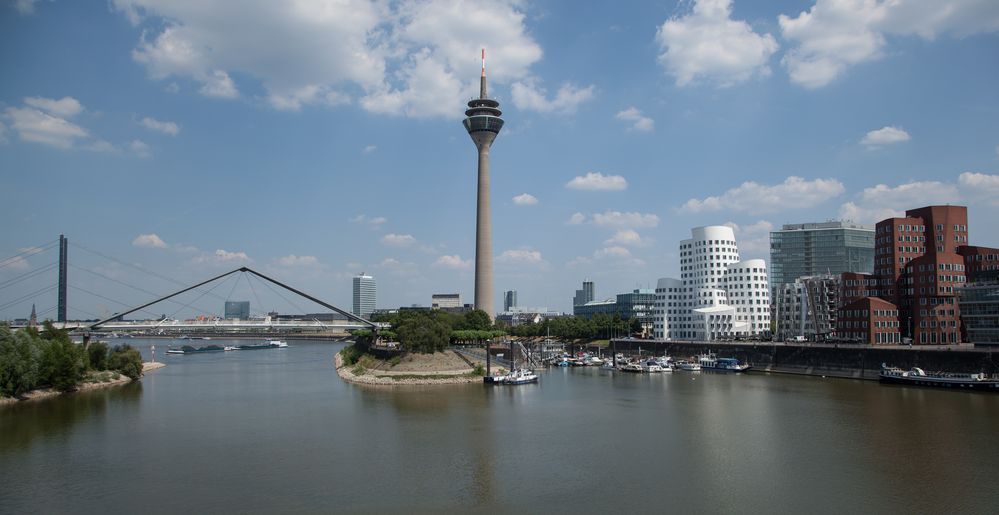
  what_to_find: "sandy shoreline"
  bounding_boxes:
[334,351,485,386]
[0,361,165,407]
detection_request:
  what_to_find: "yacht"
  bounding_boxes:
[619,362,644,373]
[880,364,999,391]
[676,360,701,371]
[641,360,664,373]
[504,368,539,385]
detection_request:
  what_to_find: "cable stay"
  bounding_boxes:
[0,262,58,290]
[0,239,58,270]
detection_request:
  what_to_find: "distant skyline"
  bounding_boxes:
[2,0,999,319]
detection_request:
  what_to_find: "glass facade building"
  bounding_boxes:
[958,281,999,346]
[352,274,376,319]
[224,301,250,320]
[770,221,874,289]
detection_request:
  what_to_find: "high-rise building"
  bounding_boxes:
[769,221,874,289]
[463,49,504,318]
[224,301,250,319]
[573,280,594,307]
[574,289,657,336]
[654,226,770,341]
[432,293,461,309]
[503,290,517,312]
[773,275,840,341]
[352,273,376,319]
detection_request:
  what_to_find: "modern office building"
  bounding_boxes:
[224,301,250,320]
[352,273,376,319]
[773,275,840,341]
[574,289,657,335]
[432,293,462,309]
[464,50,504,317]
[503,290,517,312]
[958,281,999,346]
[573,280,595,307]
[654,226,770,341]
[769,221,874,289]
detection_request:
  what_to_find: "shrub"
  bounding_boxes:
[0,326,42,397]
[108,344,143,380]
[39,333,86,392]
[340,344,362,366]
[87,341,110,371]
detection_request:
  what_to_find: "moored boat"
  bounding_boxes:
[165,344,226,355]
[676,360,701,371]
[880,364,999,391]
[503,368,539,385]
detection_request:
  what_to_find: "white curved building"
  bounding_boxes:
[653,226,770,341]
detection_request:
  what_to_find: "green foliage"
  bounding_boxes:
[388,355,402,367]
[457,310,492,331]
[396,313,451,353]
[87,341,110,371]
[340,344,362,366]
[450,329,506,343]
[38,324,86,392]
[0,326,42,397]
[506,314,636,340]
[108,344,143,381]
[472,364,485,376]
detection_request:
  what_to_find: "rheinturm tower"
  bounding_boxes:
[463,49,503,318]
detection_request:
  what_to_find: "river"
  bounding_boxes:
[1,338,997,514]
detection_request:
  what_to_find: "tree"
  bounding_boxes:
[397,315,451,353]
[460,309,492,331]
[0,325,41,398]
[108,344,143,380]
[38,324,86,392]
[87,341,110,371]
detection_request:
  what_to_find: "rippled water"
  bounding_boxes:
[2,339,997,514]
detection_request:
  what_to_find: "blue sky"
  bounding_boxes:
[2,0,998,320]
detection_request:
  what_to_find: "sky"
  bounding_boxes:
[2,0,999,320]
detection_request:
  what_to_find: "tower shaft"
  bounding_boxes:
[475,145,493,317]
[58,234,67,323]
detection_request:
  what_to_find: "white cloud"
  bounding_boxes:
[861,126,910,149]
[593,246,646,267]
[193,248,251,265]
[4,105,88,149]
[14,0,39,14]
[566,172,628,191]
[958,172,999,206]
[381,233,416,247]
[510,80,596,113]
[350,214,387,226]
[433,254,472,271]
[116,0,549,118]
[132,234,168,249]
[130,139,151,158]
[605,229,651,247]
[838,180,961,223]
[615,107,654,132]
[512,193,538,205]
[567,212,586,225]
[363,145,377,154]
[141,116,180,136]
[724,220,773,257]
[592,210,660,229]
[496,248,545,266]
[24,96,83,118]
[656,0,778,87]
[0,247,42,271]
[86,140,118,153]
[678,176,845,214]
[780,0,999,89]
[276,254,319,267]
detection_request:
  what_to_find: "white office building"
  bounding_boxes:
[654,226,771,341]
[352,273,376,319]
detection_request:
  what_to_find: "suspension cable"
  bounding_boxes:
[161,273,237,322]
[0,239,58,269]
[70,264,192,310]
[246,273,265,317]
[0,262,58,290]
[0,284,58,312]
[69,284,161,319]
[255,272,310,315]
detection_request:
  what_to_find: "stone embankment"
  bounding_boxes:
[0,361,166,407]
[334,351,484,386]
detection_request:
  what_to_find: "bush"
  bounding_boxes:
[87,341,110,371]
[472,364,485,376]
[108,344,143,380]
[340,344,362,366]
[39,331,86,392]
[0,326,42,397]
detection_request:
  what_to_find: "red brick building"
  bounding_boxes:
[837,297,900,344]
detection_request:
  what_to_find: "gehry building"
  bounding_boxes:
[654,226,770,341]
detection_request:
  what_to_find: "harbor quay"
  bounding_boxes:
[604,339,999,381]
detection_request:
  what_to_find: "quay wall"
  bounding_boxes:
[605,340,999,381]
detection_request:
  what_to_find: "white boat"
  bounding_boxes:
[619,362,644,373]
[641,360,664,373]
[503,368,539,384]
[269,340,288,348]
[677,360,701,371]
[600,361,616,370]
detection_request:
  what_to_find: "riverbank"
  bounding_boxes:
[334,349,486,386]
[0,361,165,407]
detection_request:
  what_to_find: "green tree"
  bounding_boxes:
[460,309,492,331]
[108,344,144,380]
[0,326,42,397]
[38,324,86,392]
[397,315,451,353]
[87,341,110,371]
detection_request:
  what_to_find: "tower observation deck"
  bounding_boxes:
[463,49,504,318]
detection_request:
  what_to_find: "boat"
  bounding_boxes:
[698,353,751,372]
[655,357,674,371]
[879,364,999,391]
[165,344,226,355]
[676,360,701,371]
[619,362,644,373]
[503,368,539,385]
[600,361,616,370]
[234,340,289,351]
[484,373,510,384]
[641,360,664,373]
